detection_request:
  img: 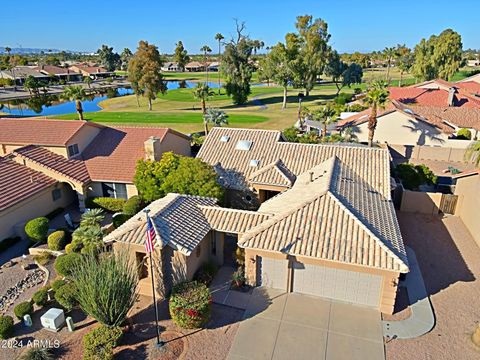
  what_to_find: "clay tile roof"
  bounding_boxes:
[200,206,271,234]
[389,85,480,108]
[456,81,480,95]
[103,194,218,255]
[0,118,100,146]
[13,145,91,185]
[336,103,396,128]
[409,105,480,131]
[249,159,296,187]
[36,65,79,76]
[0,157,56,211]
[81,126,173,183]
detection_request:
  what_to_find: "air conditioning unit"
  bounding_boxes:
[40,308,65,332]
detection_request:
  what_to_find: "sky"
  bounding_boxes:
[1,0,478,54]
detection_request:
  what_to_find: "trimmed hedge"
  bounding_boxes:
[123,195,143,216]
[457,128,472,140]
[86,197,126,213]
[47,230,66,251]
[83,325,123,360]
[25,217,49,243]
[54,253,81,277]
[14,301,33,320]
[33,252,54,266]
[32,288,49,307]
[54,282,77,311]
[0,315,14,339]
[169,281,211,329]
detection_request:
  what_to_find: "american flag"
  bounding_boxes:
[145,215,156,253]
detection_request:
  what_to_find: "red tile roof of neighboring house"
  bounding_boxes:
[389,86,480,108]
[0,157,56,211]
[35,65,79,76]
[0,118,102,146]
[81,127,187,183]
[13,145,91,185]
[71,65,109,74]
[456,81,480,95]
[409,105,480,131]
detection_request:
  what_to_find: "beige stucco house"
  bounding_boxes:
[105,128,409,314]
[454,171,480,246]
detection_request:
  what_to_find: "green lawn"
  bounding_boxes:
[159,85,283,102]
[54,111,268,125]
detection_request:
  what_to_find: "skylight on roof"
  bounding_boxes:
[249,159,259,167]
[404,108,414,114]
[220,135,230,142]
[235,140,252,151]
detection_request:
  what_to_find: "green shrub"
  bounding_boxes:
[0,237,20,252]
[194,261,218,285]
[18,347,54,360]
[112,214,131,229]
[54,282,77,311]
[14,301,33,320]
[334,92,353,105]
[24,217,49,243]
[395,163,437,190]
[0,315,14,339]
[122,195,143,216]
[51,279,66,292]
[33,251,54,266]
[86,197,126,213]
[47,230,66,251]
[347,103,368,112]
[83,325,123,360]
[54,253,81,277]
[169,281,211,329]
[457,128,472,140]
[32,288,49,307]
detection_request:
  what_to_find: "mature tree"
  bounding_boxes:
[203,108,228,135]
[412,29,462,81]
[465,141,480,167]
[383,47,396,81]
[128,40,166,110]
[83,75,92,88]
[221,20,256,105]
[325,52,362,94]
[97,44,120,71]
[342,63,363,87]
[62,85,87,120]
[120,48,133,71]
[134,152,223,202]
[214,33,224,93]
[252,40,265,55]
[257,56,276,87]
[174,41,190,71]
[395,44,414,86]
[349,52,370,68]
[24,75,41,96]
[362,81,390,147]
[295,15,331,96]
[263,34,300,109]
[200,45,212,82]
[193,82,214,116]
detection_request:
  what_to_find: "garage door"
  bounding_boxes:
[292,261,382,307]
[259,257,288,289]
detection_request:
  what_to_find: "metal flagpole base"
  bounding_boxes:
[153,339,165,349]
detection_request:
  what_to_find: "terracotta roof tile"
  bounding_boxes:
[200,206,271,234]
[249,159,296,187]
[0,157,56,211]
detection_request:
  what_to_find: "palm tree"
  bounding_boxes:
[200,45,212,83]
[80,208,105,228]
[214,33,224,94]
[193,83,215,132]
[310,102,337,138]
[62,85,87,120]
[383,47,396,82]
[83,76,92,89]
[203,108,228,135]
[362,81,390,147]
[465,141,480,167]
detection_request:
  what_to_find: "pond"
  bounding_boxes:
[0,81,267,117]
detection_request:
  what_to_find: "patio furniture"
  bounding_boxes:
[40,308,65,332]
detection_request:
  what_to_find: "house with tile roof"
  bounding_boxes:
[69,64,112,79]
[0,118,191,213]
[35,65,82,82]
[105,128,409,314]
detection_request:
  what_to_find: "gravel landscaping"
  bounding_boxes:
[385,212,480,360]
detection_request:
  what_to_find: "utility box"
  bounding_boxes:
[40,308,65,332]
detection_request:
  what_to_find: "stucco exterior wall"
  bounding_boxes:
[185,233,212,279]
[244,248,400,314]
[160,132,191,158]
[454,174,480,246]
[0,183,75,241]
[388,144,470,162]
[66,124,101,157]
[1,144,68,157]
[400,190,443,215]
[354,112,449,146]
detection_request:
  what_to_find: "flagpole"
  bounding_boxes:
[144,209,163,348]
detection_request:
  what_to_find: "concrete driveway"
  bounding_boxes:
[227,287,384,360]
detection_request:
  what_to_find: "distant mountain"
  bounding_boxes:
[0,47,87,55]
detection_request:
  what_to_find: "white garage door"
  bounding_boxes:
[292,261,382,307]
[259,257,288,289]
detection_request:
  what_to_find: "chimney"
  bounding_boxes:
[447,87,456,107]
[144,136,162,161]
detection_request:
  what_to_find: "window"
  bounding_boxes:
[52,188,62,201]
[67,144,79,157]
[102,182,128,199]
[235,140,252,151]
[211,233,216,255]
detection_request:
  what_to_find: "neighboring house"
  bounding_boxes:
[457,72,480,85]
[35,65,82,82]
[207,62,220,72]
[466,59,480,67]
[69,64,112,79]
[161,62,180,72]
[103,127,410,314]
[454,171,480,247]
[0,66,50,85]
[0,157,74,240]
[185,62,205,72]
[0,118,191,211]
